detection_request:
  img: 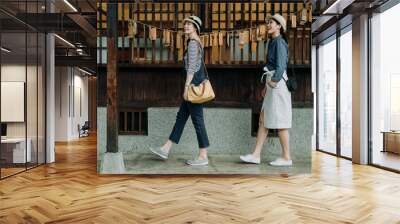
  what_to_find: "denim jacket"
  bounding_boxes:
[265,35,288,82]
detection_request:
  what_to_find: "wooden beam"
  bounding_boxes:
[106,1,118,153]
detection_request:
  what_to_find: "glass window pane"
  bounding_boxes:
[1,0,46,179]
[340,29,352,158]
[371,4,400,171]
[27,31,39,169]
[318,37,337,154]
[1,31,28,177]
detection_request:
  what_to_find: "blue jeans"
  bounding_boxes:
[169,101,210,149]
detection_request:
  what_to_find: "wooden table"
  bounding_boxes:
[1,138,32,164]
[381,131,400,154]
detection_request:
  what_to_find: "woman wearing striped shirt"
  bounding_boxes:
[150,16,210,166]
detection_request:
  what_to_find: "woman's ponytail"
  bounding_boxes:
[280,27,288,44]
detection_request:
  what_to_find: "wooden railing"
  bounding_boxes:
[97,2,312,66]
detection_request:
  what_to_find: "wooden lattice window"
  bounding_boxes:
[119,109,148,135]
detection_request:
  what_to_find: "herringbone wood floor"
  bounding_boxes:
[1,135,400,224]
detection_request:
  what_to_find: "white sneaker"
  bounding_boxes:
[239,154,261,164]
[186,158,209,166]
[149,147,169,159]
[269,158,292,166]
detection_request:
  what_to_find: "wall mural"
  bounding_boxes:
[97,1,313,175]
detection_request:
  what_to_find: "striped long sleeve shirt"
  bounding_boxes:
[184,39,202,75]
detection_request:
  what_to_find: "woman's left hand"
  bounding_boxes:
[268,81,278,88]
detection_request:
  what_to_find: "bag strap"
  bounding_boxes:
[289,62,295,80]
[191,83,206,96]
[202,54,210,80]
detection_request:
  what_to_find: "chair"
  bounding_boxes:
[78,121,90,138]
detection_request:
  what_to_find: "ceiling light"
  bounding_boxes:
[1,47,11,53]
[54,34,75,48]
[63,0,78,12]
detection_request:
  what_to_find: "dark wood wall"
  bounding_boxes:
[97,65,312,111]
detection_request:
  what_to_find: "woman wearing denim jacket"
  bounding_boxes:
[240,14,293,166]
[149,16,210,166]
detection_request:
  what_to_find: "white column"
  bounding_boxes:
[45,1,55,163]
[46,33,55,163]
[352,14,369,164]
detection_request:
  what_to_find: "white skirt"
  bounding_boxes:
[261,72,292,129]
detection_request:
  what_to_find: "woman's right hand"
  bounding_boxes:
[261,86,267,98]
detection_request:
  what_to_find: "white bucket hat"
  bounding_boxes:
[266,14,287,33]
[183,15,202,33]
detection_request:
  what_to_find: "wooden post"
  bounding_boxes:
[107,1,118,153]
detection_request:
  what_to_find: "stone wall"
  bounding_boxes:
[98,107,313,163]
